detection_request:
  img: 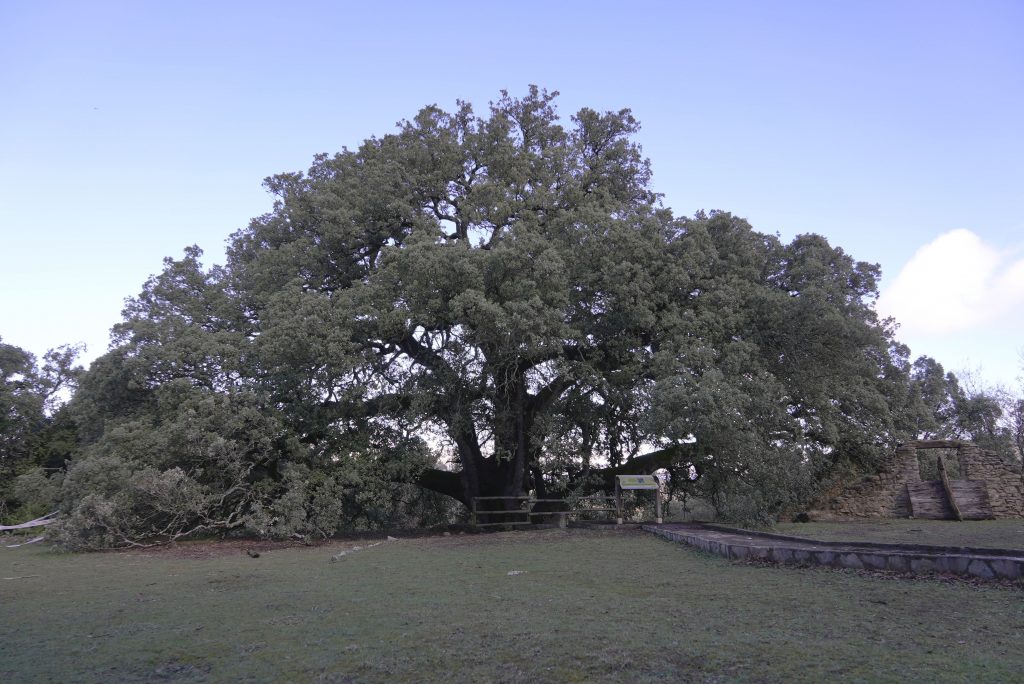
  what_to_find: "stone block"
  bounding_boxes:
[886,555,910,573]
[910,558,936,574]
[773,548,794,563]
[861,554,888,570]
[815,551,837,565]
[945,556,972,574]
[967,560,995,580]
[987,559,1021,580]
[839,553,864,569]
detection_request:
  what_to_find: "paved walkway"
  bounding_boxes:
[643,523,1024,580]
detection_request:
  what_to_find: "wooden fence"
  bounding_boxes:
[470,496,619,527]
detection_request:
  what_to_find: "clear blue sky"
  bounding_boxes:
[2,0,1022,387]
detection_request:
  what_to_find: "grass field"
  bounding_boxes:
[2,527,1023,683]
[771,519,1024,549]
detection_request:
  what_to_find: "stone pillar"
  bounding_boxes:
[892,444,919,517]
[960,446,1024,518]
[959,444,983,480]
[896,445,920,482]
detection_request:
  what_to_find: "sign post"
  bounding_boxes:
[614,475,663,524]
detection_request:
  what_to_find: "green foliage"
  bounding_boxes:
[0,337,82,520]
[908,356,1021,462]
[40,380,446,549]
[1010,397,1024,458]
[11,467,62,519]
[24,87,949,540]
[638,215,913,522]
[264,465,459,538]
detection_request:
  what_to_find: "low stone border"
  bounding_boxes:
[644,524,1024,580]
[697,522,1024,558]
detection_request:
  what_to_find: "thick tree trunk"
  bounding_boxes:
[413,365,690,520]
[481,372,533,510]
[415,443,690,515]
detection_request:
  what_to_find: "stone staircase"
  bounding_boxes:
[906,480,994,520]
[947,480,994,520]
[906,481,955,519]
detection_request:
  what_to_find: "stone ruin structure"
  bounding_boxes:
[816,440,1024,520]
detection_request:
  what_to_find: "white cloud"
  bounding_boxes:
[878,229,1024,336]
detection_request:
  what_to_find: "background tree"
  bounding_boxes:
[0,337,81,520]
[1009,397,1024,459]
[905,356,1021,462]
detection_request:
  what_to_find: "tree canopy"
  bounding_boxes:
[907,356,1021,458]
[15,87,1013,546]
[0,338,81,519]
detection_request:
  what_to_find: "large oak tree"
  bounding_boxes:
[40,88,928,542]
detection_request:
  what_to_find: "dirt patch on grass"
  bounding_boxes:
[112,538,327,560]
[111,525,642,559]
[400,525,643,549]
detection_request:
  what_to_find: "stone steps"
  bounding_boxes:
[907,481,955,519]
[948,480,994,520]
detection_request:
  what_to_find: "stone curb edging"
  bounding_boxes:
[696,522,1024,558]
[643,525,1024,581]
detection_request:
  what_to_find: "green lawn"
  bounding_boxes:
[2,528,1022,683]
[771,519,1024,550]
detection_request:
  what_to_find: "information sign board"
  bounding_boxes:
[616,475,659,490]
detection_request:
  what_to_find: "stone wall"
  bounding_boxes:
[960,444,1024,518]
[647,524,1024,580]
[814,440,1024,520]
[816,444,919,518]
